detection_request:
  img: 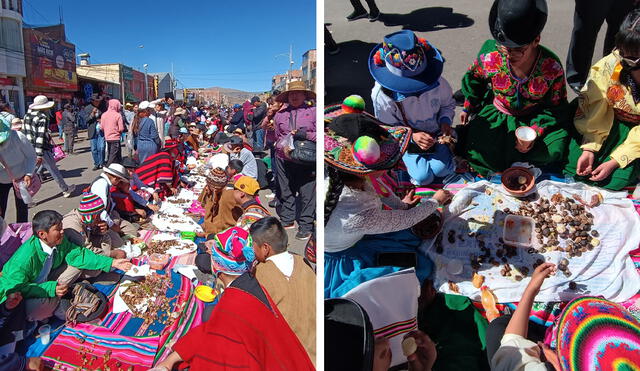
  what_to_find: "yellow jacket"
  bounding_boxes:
[575,53,640,168]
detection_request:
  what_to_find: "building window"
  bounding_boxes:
[0,18,23,52]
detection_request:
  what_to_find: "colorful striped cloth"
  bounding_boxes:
[136,151,176,187]
[41,324,158,370]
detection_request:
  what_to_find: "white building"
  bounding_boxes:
[0,0,26,116]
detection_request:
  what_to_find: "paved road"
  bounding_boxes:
[4,132,307,256]
[325,0,608,112]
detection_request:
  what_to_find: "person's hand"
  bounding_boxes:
[538,342,561,370]
[170,188,178,196]
[528,262,556,293]
[204,240,215,254]
[402,189,421,207]
[283,146,293,158]
[35,157,43,166]
[5,292,22,310]
[412,132,435,151]
[111,249,127,259]
[432,189,453,205]
[112,258,133,272]
[576,150,595,176]
[440,123,453,137]
[590,159,619,182]
[405,331,437,371]
[23,175,32,187]
[515,138,535,153]
[148,204,160,213]
[372,337,392,371]
[152,192,161,203]
[96,221,108,234]
[55,283,68,297]
[26,357,43,371]
[460,111,470,125]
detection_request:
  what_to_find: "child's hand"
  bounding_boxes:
[372,337,392,371]
[55,283,68,298]
[590,159,619,182]
[459,111,470,125]
[576,150,595,176]
[433,190,453,205]
[402,189,421,207]
[405,331,437,371]
[5,292,22,310]
[412,132,435,150]
[528,262,556,292]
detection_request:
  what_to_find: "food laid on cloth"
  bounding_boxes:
[147,233,198,256]
[422,180,640,303]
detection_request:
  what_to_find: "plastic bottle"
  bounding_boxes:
[480,286,500,322]
[18,181,32,204]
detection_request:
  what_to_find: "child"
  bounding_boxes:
[233,175,270,230]
[369,30,456,185]
[324,111,452,298]
[0,210,131,321]
[564,10,640,190]
[197,168,233,236]
[225,159,244,186]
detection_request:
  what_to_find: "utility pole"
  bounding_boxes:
[288,44,294,85]
[171,62,175,97]
[143,64,149,101]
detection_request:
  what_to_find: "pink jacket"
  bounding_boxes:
[101,99,124,141]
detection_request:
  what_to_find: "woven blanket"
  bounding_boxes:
[41,324,158,370]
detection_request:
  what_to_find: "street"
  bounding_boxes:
[4,132,307,256]
[325,0,607,111]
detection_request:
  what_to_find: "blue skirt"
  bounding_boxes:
[324,229,433,298]
[137,141,158,163]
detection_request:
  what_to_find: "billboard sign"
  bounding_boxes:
[24,28,78,90]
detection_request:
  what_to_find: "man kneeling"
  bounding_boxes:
[0,210,132,321]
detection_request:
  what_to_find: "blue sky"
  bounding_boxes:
[22,0,316,92]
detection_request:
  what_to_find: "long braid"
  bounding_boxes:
[324,166,345,226]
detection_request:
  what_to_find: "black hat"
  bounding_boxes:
[228,136,243,146]
[325,298,374,371]
[489,0,548,48]
[250,96,260,104]
[121,157,138,169]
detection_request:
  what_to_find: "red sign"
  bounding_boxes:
[23,28,78,91]
[0,77,15,86]
[26,90,73,101]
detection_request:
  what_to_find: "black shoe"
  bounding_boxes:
[295,231,312,240]
[368,10,380,21]
[346,10,368,21]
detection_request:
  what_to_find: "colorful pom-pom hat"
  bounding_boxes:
[324,96,411,175]
[555,296,640,371]
[368,30,444,94]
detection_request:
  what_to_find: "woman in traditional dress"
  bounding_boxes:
[323,106,452,298]
[564,10,640,190]
[457,0,570,175]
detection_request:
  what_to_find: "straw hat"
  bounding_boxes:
[275,81,316,103]
[29,95,55,110]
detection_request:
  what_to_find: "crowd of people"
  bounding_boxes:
[325,0,640,370]
[0,78,317,369]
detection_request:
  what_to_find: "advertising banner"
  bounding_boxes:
[24,29,78,90]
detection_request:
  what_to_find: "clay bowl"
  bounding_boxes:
[412,209,443,240]
[501,167,535,197]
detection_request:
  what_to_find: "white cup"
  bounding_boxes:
[39,324,51,345]
[515,127,537,150]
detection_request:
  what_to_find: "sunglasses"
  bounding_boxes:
[498,43,531,56]
[614,49,640,70]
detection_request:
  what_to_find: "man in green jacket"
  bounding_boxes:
[0,210,132,321]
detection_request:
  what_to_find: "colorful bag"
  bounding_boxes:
[53,145,66,162]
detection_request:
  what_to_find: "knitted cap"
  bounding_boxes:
[78,193,105,224]
[208,167,229,188]
[211,227,255,276]
[556,296,640,371]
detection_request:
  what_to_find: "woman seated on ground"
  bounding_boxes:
[564,10,640,190]
[457,0,570,176]
[135,142,183,200]
[369,30,456,185]
[486,262,640,370]
[323,110,452,298]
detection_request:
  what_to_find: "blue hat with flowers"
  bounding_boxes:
[368,30,444,94]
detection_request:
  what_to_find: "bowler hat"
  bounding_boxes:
[489,0,548,48]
